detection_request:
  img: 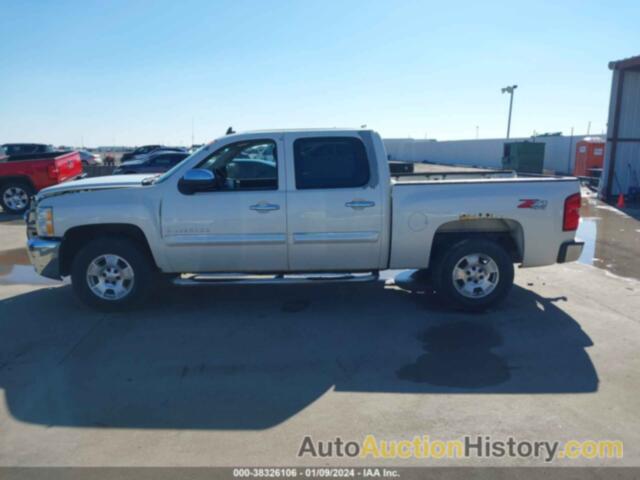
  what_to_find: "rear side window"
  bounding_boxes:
[35,144,53,153]
[294,137,369,189]
[5,145,33,155]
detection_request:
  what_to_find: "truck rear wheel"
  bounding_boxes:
[71,237,154,310]
[0,182,33,214]
[432,239,514,311]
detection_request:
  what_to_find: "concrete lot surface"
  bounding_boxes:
[1,198,640,467]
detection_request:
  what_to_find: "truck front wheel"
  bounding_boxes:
[432,239,514,311]
[71,237,154,310]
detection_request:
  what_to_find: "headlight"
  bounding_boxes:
[36,207,54,236]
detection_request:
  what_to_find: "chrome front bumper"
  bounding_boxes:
[27,237,62,280]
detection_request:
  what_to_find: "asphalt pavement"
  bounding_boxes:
[1,198,639,467]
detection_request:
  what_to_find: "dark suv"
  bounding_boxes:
[112,151,189,175]
[120,145,163,163]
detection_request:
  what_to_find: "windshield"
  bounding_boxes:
[153,144,208,184]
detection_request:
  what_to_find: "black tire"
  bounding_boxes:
[71,236,155,310]
[432,238,514,311]
[0,181,33,214]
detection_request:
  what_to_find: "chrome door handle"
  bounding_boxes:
[345,200,375,209]
[250,202,280,212]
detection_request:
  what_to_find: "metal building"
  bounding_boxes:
[601,55,640,200]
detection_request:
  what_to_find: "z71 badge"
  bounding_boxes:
[518,199,548,209]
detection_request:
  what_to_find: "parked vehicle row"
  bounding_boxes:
[120,145,187,163]
[25,129,584,312]
[0,142,191,213]
[1,144,83,214]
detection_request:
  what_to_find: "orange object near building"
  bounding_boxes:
[574,137,605,177]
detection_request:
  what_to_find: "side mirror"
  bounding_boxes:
[178,168,217,195]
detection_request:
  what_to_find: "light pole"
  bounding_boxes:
[501,85,518,139]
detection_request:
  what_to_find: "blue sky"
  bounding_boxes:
[1,0,638,146]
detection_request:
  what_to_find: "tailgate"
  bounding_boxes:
[54,151,83,182]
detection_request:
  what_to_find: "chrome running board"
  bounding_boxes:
[172,271,379,286]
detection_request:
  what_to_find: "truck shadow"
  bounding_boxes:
[0,280,598,430]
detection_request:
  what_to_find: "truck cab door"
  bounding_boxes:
[160,136,288,273]
[284,133,384,271]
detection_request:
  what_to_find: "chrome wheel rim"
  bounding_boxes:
[86,254,135,301]
[3,186,29,211]
[452,253,499,298]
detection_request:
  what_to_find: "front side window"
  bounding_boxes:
[294,137,369,189]
[197,140,278,191]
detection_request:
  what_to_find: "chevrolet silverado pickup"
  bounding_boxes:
[25,129,584,310]
[0,145,83,214]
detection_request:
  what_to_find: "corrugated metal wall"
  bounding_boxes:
[601,69,640,197]
[383,135,595,174]
[619,71,640,137]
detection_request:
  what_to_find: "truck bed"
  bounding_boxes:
[389,170,582,269]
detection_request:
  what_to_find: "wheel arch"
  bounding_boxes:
[0,175,36,192]
[431,218,524,265]
[60,223,158,276]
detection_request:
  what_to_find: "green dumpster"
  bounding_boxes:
[502,141,545,174]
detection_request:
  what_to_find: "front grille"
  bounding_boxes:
[25,201,37,239]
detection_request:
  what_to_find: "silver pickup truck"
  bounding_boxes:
[26,129,584,311]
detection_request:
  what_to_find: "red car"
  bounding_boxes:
[0,144,83,214]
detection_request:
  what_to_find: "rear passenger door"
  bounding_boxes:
[285,133,384,271]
